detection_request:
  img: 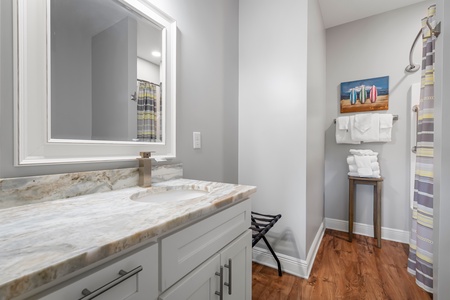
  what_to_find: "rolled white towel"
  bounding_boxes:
[347,155,377,165]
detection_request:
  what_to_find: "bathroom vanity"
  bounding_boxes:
[0,179,256,300]
[5,0,255,297]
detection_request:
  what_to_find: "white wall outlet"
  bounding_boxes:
[193,132,201,149]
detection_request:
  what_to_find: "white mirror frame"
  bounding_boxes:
[13,0,177,165]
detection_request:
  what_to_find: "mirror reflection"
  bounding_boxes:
[51,0,163,142]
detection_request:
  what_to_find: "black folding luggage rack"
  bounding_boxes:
[250,211,282,276]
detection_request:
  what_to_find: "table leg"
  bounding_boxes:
[349,179,354,242]
[373,185,377,240]
[376,181,382,248]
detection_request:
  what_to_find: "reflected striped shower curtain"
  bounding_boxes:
[408,4,436,293]
[137,81,157,141]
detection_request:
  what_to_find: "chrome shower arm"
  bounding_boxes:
[405,28,422,73]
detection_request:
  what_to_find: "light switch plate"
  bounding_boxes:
[193,132,201,149]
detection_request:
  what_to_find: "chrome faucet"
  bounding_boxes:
[137,152,152,187]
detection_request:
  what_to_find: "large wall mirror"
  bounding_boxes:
[14,0,177,165]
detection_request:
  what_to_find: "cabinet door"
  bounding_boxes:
[160,200,251,291]
[159,254,222,300]
[221,230,252,300]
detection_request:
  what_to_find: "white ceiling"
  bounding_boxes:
[318,0,428,28]
[54,0,161,65]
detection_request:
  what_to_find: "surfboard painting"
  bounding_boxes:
[340,76,389,113]
[349,88,357,105]
[370,85,378,103]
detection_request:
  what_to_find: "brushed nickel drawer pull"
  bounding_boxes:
[215,266,224,300]
[79,265,143,300]
[224,259,232,295]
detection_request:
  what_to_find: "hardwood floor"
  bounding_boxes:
[252,229,433,300]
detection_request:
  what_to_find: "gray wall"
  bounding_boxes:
[239,0,308,261]
[150,0,239,183]
[324,1,432,233]
[51,4,92,140]
[0,0,239,183]
[239,0,325,264]
[434,0,450,298]
[92,17,137,141]
[306,0,326,252]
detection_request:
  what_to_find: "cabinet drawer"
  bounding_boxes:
[38,243,158,300]
[160,199,251,290]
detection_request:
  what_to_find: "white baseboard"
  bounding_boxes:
[252,221,325,279]
[324,217,410,244]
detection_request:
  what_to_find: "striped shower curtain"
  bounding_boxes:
[137,81,157,142]
[407,4,436,293]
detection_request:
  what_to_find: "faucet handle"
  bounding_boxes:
[139,151,153,158]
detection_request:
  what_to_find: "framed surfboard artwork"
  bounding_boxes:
[340,76,389,113]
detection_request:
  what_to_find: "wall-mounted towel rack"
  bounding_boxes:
[411,106,419,153]
[333,115,398,124]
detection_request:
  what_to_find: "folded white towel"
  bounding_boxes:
[355,155,373,176]
[354,114,373,133]
[379,114,393,142]
[336,116,350,130]
[349,149,378,156]
[379,128,392,142]
[348,171,381,178]
[371,162,380,172]
[348,164,358,173]
[347,155,377,165]
[379,114,393,128]
[348,162,379,173]
[336,116,361,144]
[351,114,380,142]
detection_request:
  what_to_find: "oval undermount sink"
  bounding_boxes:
[131,188,209,204]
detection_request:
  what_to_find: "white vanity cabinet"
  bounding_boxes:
[221,230,252,299]
[37,243,159,300]
[159,253,222,300]
[159,200,252,300]
[159,231,251,300]
[28,199,251,300]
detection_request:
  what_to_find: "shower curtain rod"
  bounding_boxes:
[131,80,162,101]
[137,78,161,87]
[405,18,441,73]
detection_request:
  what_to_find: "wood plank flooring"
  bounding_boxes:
[252,229,433,300]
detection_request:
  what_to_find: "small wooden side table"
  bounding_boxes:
[348,176,383,248]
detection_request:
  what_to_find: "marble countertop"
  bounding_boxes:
[0,179,256,299]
